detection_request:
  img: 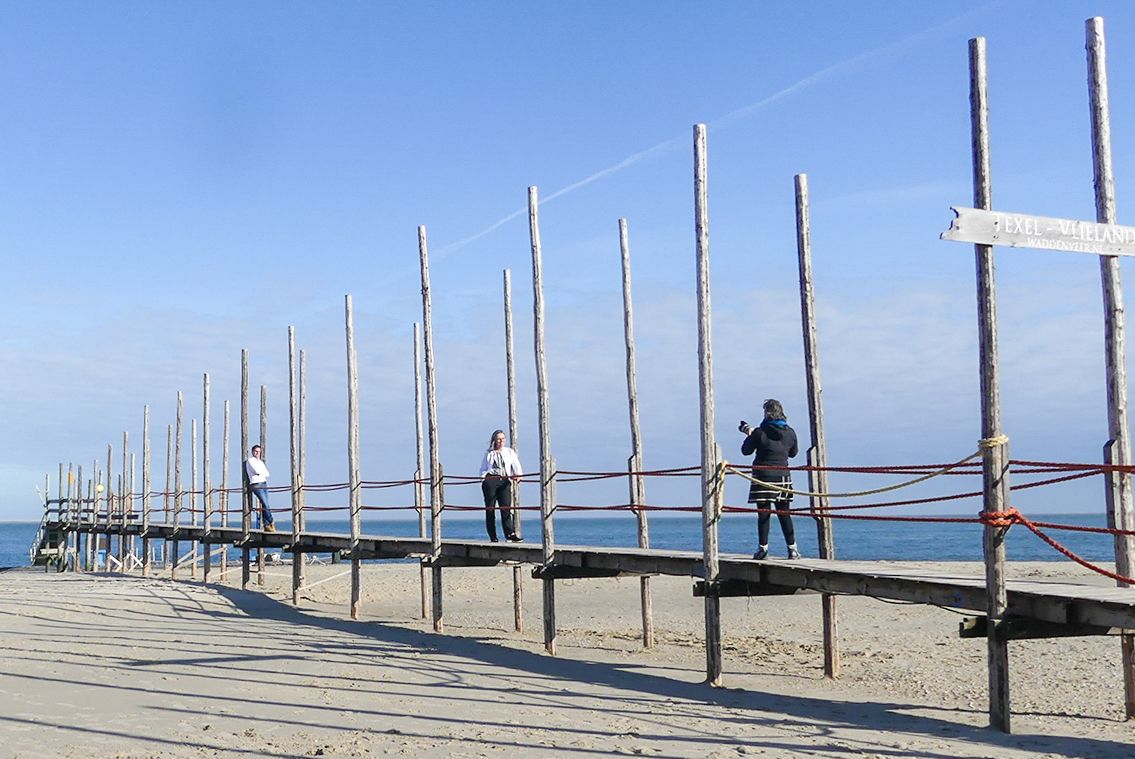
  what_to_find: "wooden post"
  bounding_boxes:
[418,225,444,633]
[289,326,302,605]
[119,431,128,568]
[191,419,198,578]
[298,350,307,589]
[693,124,723,686]
[142,405,151,577]
[794,174,840,678]
[1086,16,1135,719]
[259,384,267,586]
[221,400,230,583]
[414,323,429,620]
[163,423,171,568]
[345,296,363,619]
[203,373,212,584]
[173,393,182,581]
[618,218,654,649]
[528,186,558,655]
[85,477,95,571]
[241,350,251,590]
[969,37,1012,733]
[503,268,524,632]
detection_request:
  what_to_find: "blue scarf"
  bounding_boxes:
[766,419,788,429]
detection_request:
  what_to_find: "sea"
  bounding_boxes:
[0,512,1122,569]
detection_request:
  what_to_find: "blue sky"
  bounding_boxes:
[3,1,1135,527]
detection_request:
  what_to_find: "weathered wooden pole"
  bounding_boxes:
[221,400,230,582]
[119,430,129,568]
[289,326,303,605]
[259,384,268,586]
[529,186,558,655]
[298,349,307,589]
[413,322,429,619]
[344,297,363,619]
[173,392,182,581]
[418,225,444,632]
[503,268,524,632]
[85,476,95,571]
[794,174,840,678]
[241,350,251,590]
[203,374,212,583]
[1086,16,1135,719]
[618,218,654,649]
[163,423,171,568]
[105,446,114,566]
[693,124,723,685]
[191,419,198,578]
[142,405,151,577]
[969,37,1012,732]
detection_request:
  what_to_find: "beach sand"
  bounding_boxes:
[0,560,1131,757]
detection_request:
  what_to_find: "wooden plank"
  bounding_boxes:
[960,615,1121,640]
[942,206,1135,257]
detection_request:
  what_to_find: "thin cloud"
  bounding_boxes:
[434,3,995,259]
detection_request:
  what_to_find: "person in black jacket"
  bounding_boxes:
[740,398,801,560]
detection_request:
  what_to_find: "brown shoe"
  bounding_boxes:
[265,523,276,532]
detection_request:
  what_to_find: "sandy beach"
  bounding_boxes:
[0,560,1131,758]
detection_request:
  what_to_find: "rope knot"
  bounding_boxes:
[978,506,1021,528]
[978,434,1009,449]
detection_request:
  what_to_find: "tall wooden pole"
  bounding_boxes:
[1086,16,1135,719]
[120,430,128,568]
[203,375,212,583]
[529,186,558,655]
[419,226,444,632]
[190,419,198,578]
[221,400,230,582]
[289,326,303,605]
[618,218,654,649]
[503,269,524,632]
[345,296,363,619]
[969,37,1012,732]
[241,349,251,589]
[173,392,183,581]
[298,350,307,589]
[142,405,151,577]
[794,174,840,678]
[259,384,267,586]
[414,322,429,619]
[163,424,171,568]
[693,124,723,686]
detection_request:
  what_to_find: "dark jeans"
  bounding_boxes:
[249,485,274,527]
[481,477,516,540]
[756,500,795,546]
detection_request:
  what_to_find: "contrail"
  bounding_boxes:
[434,5,992,257]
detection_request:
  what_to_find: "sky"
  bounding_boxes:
[3,1,1135,527]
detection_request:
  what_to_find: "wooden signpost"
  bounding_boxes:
[942,207,1135,257]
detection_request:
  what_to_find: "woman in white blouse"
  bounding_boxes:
[479,429,523,542]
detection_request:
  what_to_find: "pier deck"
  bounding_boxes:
[52,519,1135,631]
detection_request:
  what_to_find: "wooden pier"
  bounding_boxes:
[44,516,1135,635]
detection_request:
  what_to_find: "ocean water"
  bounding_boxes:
[1,512,1121,569]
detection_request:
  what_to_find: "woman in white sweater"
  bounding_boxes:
[479,429,523,542]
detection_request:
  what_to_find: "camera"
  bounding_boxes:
[738,420,750,434]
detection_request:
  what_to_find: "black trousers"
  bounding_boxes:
[481,477,516,540]
[756,500,795,546]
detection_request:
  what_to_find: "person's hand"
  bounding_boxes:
[738,420,752,435]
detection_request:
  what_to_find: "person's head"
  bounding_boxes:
[251,444,262,458]
[762,399,786,422]
[488,430,506,451]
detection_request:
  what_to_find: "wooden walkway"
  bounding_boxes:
[49,519,1135,631]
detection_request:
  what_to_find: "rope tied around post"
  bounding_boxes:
[979,434,1009,449]
[977,506,1020,528]
[709,459,728,525]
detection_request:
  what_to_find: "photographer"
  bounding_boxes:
[739,399,800,560]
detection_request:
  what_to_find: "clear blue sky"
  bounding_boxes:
[3,1,1134,524]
